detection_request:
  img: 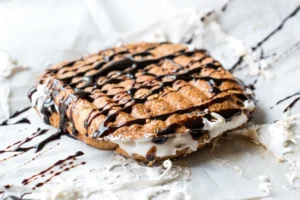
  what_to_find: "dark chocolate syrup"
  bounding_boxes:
[229,5,300,71]
[28,87,37,101]
[0,129,64,168]
[34,131,63,152]
[221,1,229,12]
[152,136,169,144]
[200,11,215,22]
[0,143,60,180]
[2,196,25,200]
[21,193,31,199]
[89,58,240,138]
[156,123,180,136]
[40,97,55,125]
[0,106,31,126]
[3,193,33,200]
[189,129,207,140]
[4,184,12,189]
[184,35,194,44]
[22,151,84,186]
[10,107,31,118]
[93,89,244,138]
[273,91,300,112]
[246,79,257,91]
[5,193,34,200]
[0,118,31,126]
[185,117,206,140]
[84,109,97,129]
[252,5,300,51]
[229,55,245,72]
[0,129,48,156]
[216,109,241,121]
[34,161,86,189]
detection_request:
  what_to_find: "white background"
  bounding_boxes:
[1,0,300,199]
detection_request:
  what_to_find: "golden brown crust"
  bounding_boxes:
[30,42,254,161]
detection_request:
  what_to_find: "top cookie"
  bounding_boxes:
[29,42,255,161]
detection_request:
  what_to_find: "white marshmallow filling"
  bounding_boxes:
[109,111,249,159]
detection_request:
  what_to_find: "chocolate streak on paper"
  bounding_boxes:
[229,5,300,72]
[272,91,300,112]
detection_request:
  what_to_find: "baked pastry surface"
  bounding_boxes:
[28,42,255,162]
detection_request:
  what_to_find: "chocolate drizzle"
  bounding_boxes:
[33,161,86,189]
[0,107,31,126]
[273,91,300,112]
[1,118,31,126]
[246,79,257,91]
[4,185,12,189]
[221,1,230,12]
[77,49,203,90]
[87,52,241,138]
[229,5,300,71]
[0,118,30,126]
[22,151,84,186]
[189,129,207,140]
[0,129,48,156]
[156,123,180,136]
[152,136,169,144]
[200,11,215,22]
[93,92,244,138]
[2,196,24,200]
[6,193,32,200]
[30,42,248,141]
[34,131,63,152]
[229,55,245,72]
[252,5,300,51]
[216,109,241,121]
[28,87,37,101]
[40,98,55,125]
[1,193,32,200]
[0,127,66,166]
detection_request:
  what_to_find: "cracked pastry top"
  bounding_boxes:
[28,42,255,162]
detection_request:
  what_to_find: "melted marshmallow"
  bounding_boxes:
[31,79,55,123]
[113,112,249,159]
[235,113,300,161]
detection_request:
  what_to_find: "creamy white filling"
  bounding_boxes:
[112,112,249,158]
[31,79,56,122]
[243,99,256,111]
